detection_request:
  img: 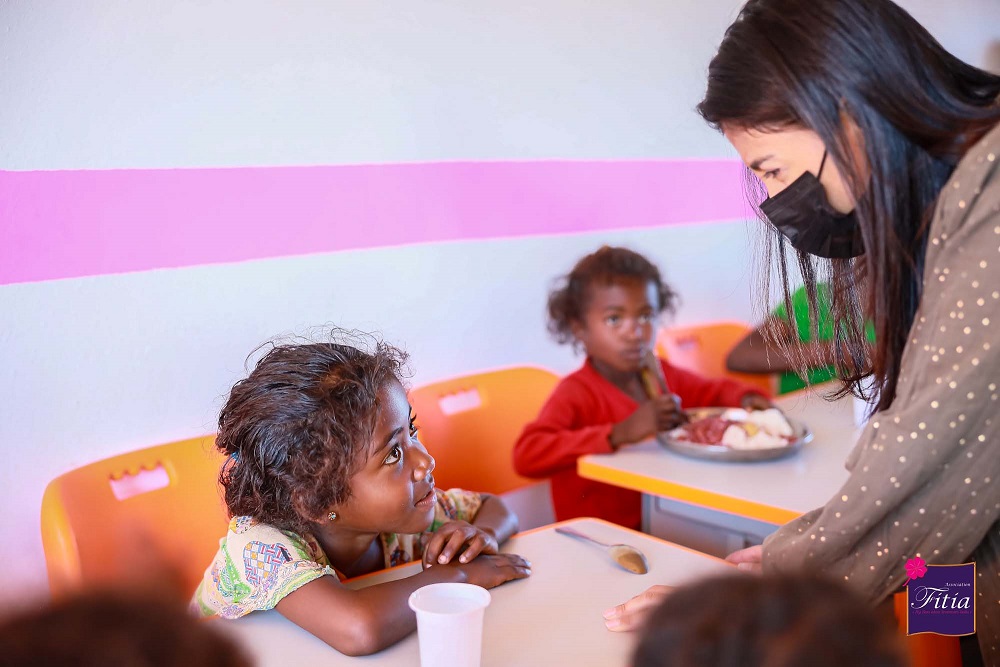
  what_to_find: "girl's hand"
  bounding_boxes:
[602,585,673,632]
[423,521,499,567]
[450,553,532,589]
[611,395,685,447]
[654,394,687,431]
[740,393,773,411]
[725,544,764,573]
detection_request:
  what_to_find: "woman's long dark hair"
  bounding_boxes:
[698,0,1000,412]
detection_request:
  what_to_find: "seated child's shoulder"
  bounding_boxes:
[193,517,337,619]
[429,488,483,530]
[224,517,334,574]
[558,364,607,394]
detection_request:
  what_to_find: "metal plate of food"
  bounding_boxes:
[656,407,812,463]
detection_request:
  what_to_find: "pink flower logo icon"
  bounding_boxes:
[905,557,927,585]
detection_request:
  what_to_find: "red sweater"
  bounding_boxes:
[512,358,761,530]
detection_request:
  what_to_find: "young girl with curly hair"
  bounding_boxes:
[192,335,529,655]
[513,246,771,530]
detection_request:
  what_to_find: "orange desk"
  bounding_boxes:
[578,388,862,555]
[221,518,733,666]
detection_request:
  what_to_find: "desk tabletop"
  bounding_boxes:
[578,388,862,525]
[220,518,732,666]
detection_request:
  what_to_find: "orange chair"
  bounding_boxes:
[656,321,776,397]
[40,435,228,599]
[892,592,963,667]
[409,367,561,530]
[409,366,560,495]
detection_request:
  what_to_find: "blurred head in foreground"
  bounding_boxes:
[632,572,907,667]
[0,589,253,667]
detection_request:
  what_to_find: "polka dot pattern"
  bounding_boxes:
[762,122,1000,662]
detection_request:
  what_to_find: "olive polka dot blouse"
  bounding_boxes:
[763,121,1000,663]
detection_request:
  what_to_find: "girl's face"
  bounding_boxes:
[723,125,856,214]
[572,278,659,374]
[332,379,437,535]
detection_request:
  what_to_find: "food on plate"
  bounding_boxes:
[668,408,795,450]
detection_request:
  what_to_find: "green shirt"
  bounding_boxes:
[772,285,874,394]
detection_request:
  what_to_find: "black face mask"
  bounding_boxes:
[759,151,864,258]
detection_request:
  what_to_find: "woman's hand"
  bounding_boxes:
[725,544,763,573]
[422,521,498,567]
[449,553,532,589]
[601,585,673,632]
[740,393,774,410]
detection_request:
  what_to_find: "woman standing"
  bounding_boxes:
[604,0,1000,662]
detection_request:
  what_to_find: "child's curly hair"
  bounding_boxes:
[547,246,678,344]
[631,573,906,667]
[217,333,409,533]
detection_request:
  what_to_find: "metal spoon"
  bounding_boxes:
[554,526,649,575]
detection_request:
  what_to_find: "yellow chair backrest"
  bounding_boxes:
[409,367,560,496]
[40,435,229,599]
[657,321,776,397]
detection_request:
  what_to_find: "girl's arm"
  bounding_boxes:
[472,493,518,545]
[512,382,616,476]
[726,318,791,373]
[726,317,836,375]
[663,360,769,408]
[276,552,530,656]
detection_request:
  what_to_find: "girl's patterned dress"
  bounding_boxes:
[191,488,482,619]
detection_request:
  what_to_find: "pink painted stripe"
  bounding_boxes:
[0,160,748,285]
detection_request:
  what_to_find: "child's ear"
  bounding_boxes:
[569,319,586,341]
[292,492,334,526]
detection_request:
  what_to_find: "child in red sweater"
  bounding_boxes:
[512,246,771,529]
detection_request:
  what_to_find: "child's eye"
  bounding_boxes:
[605,315,621,327]
[383,445,402,466]
[638,313,653,324]
[409,414,419,438]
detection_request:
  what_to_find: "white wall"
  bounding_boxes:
[1,0,741,169]
[1,0,998,608]
[3,0,996,172]
[1,223,756,464]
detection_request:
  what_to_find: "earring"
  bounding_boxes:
[328,511,338,522]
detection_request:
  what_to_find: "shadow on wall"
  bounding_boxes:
[987,41,1000,74]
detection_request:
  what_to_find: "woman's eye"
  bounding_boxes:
[409,415,419,438]
[383,445,402,466]
[763,169,780,181]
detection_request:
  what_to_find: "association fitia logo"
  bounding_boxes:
[905,557,976,637]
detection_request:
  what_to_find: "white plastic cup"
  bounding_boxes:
[408,583,491,667]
